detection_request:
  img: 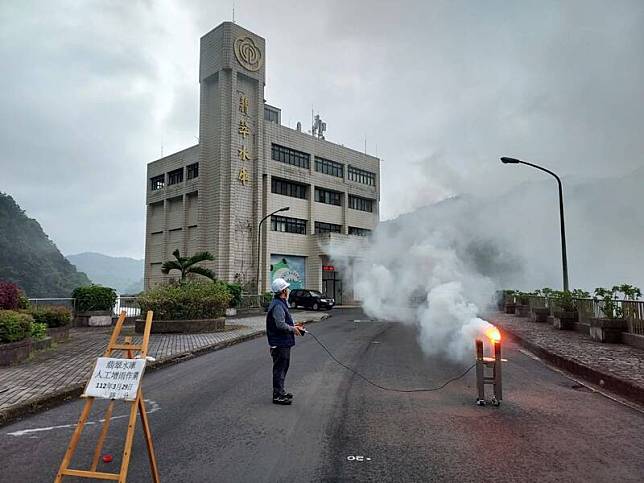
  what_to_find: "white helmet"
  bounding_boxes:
[271,278,290,294]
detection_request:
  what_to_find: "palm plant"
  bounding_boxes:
[161,249,216,281]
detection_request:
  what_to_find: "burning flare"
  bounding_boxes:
[485,325,501,343]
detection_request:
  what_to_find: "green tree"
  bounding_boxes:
[161,249,216,281]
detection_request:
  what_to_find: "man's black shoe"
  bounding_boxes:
[285,393,293,399]
[273,395,292,405]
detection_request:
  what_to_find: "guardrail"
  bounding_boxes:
[518,295,644,335]
[27,298,76,311]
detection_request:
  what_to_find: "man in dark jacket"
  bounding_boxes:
[266,277,303,405]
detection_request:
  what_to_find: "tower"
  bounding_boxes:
[197,22,265,284]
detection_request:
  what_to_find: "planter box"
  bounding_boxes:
[589,317,627,343]
[0,338,32,366]
[553,310,578,330]
[225,307,237,317]
[75,310,112,327]
[516,304,530,317]
[135,317,226,334]
[32,336,52,352]
[504,303,517,315]
[532,308,550,323]
[47,325,70,342]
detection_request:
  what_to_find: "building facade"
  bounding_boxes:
[144,22,380,303]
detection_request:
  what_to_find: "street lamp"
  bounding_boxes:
[500,156,569,292]
[257,206,289,293]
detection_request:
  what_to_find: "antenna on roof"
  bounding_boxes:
[312,113,327,140]
[232,0,236,23]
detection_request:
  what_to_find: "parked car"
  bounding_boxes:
[288,289,335,310]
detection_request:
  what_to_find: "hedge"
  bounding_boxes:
[138,281,231,321]
[28,306,72,328]
[0,281,20,310]
[0,310,33,344]
[72,285,117,312]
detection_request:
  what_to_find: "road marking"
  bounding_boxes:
[6,399,161,437]
[347,455,371,462]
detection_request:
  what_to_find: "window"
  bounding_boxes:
[168,168,184,185]
[264,107,279,124]
[271,177,307,199]
[186,163,199,180]
[315,157,344,178]
[150,174,165,191]
[271,215,307,234]
[349,226,372,237]
[315,187,342,206]
[347,165,376,186]
[348,195,374,212]
[271,143,310,169]
[315,222,342,234]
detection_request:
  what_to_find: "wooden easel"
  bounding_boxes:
[55,310,160,482]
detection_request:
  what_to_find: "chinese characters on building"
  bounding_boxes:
[83,357,147,401]
[238,94,251,185]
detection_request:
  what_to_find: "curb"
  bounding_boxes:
[500,326,644,405]
[0,314,330,428]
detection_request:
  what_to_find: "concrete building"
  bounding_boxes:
[144,22,380,303]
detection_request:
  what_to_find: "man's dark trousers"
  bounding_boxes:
[271,347,291,397]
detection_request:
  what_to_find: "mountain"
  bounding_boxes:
[66,252,144,295]
[0,193,91,297]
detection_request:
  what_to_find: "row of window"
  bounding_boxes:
[270,215,371,236]
[348,165,376,186]
[348,195,373,212]
[150,163,199,191]
[271,177,375,212]
[315,156,343,178]
[271,144,310,169]
[272,143,375,186]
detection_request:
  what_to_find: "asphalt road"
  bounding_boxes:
[1,308,643,482]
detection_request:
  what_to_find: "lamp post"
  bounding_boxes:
[257,207,289,293]
[500,156,569,292]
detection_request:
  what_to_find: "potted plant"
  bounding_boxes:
[531,288,552,323]
[72,285,117,327]
[590,285,640,343]
[0,310,33,365]
[552,290,578,330]
[504,290,517,314]
[261,291,274,312]
[619,284,643,334]
[515,291,532,317]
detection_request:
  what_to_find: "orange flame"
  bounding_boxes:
[485,325,501,343]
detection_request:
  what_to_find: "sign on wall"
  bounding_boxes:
[270,255,306,290]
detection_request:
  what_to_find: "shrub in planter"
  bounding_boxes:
[261,291,274,312]
[29,306,72,327]
[138,280,232,321]
[503,290,517,314]
[17,289,30,309]
[0,310,33,343]
[552,290,578,330]
[28,306,72,341]
[226,283,243,308]
[590,285,641,343]
[72,285,117,312]
[0,281,20,310]
[515,292,532,317]
[0,310,33,365]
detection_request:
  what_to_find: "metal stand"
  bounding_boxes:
[475,338,502,406]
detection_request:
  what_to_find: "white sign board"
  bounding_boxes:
[83,357,146,401]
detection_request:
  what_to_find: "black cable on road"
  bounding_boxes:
[306,330,476,393]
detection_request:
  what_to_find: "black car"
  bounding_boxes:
[288,289,335,310]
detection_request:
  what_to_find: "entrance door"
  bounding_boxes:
[322,272,343,305]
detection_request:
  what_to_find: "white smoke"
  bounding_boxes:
[332,217,498,362]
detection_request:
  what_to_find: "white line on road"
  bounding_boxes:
[6,399,161,437]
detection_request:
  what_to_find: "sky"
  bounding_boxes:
[1,0,643,259]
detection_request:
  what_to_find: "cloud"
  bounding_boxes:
[1,0,642,257]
